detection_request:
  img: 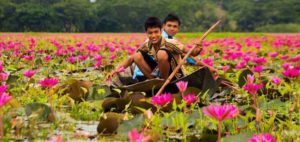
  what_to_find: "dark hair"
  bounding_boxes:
[163,13,181,26]
[144,17,162,31]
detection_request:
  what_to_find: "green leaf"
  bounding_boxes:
[59,79,93,102]
[25,103,55,122]
[35,57,43,66]
[6,64,18,72]
[259,99,286,111]
[237,117,248,128]
[97,112,124,134]
[117,114,144,137]
[88,84,111,100]
[7,74,19,86]
[199,134,218,142]
[238,69,253,87]
[187,111,202,126]
[223,132,254,142]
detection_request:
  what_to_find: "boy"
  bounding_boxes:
[162,13,218,75]
[162,13,181,40]
[106,17,203,81]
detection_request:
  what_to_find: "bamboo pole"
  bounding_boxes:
[155,20,221,96]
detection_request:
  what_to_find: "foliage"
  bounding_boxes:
[0,0,299,32]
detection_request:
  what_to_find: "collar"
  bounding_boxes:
[162,30,174,39]
[148,37,166,50]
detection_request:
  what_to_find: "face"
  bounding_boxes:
[163,21,180,36]
[146,27,162,44]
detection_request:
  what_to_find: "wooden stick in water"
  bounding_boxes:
[155,20,221,96]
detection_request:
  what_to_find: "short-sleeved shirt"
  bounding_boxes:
[136,38,186,79]
[162,30,197,65]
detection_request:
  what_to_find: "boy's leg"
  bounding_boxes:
[133,52,156,79]
[157,50,171,79]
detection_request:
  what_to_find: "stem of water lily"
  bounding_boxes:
[0,115,3,138]
[218,121,222,142]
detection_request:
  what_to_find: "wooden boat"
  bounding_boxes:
[112,67,221,97]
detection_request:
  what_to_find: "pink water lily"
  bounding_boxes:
[243,75,263,95]
[243,82,263,95]
[235,60,247,69]
[78,55,88,61]
[222,65,230,72]
[252,57,267,65]
[201,58,214,66]
[271,76,281,85]
[203,103,240,142]
[128,128,151,142]
[144,109,153,120]
[43,55,52,61]
[281,63,290,69]
[288,54,300,62]
[281,55,289,60]
[0,65,3,72]
[176,81,188,93]
[151,92,173,107]
[0,84,8,94]
[252,65,264,73]
[203,104,240,121]
[93,55,102,62]
[66,56,77,63]
[128,128,143,142]
[23,55,34,61]
[183,94,198,105]
[67,46,75,52]
[39,77,59,88]
[0,92,12,107]
[243,55,251,62]
[76,42,82,47]
[23,70,36,78]
[47,135,64,142]
[94,61,102,69]
[109,55,117,60]
[268,52,278,58]
[0,73,8,81]
[246,74,255,84]
[282,67,300,78]
[248,133,277,142]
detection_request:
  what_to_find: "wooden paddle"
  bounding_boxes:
[155,20,221,96]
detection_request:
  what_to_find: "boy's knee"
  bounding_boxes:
[157,50,169,62]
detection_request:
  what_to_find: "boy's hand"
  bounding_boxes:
[105,66,125,84]
[193,42,203,55]
[105,70,117,81]
[209,67,219,79]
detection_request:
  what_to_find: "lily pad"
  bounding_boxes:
[59,80,93,102]
[97,112,124,135]
[88,84,111,100]
[223,132,254,142]
[102,98,130,112]
[25,103,55,122]
[117,114,144,137]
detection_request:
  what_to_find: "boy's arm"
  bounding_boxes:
[182,43,203,56]
[105,55,134,80]
[167,39,202,56]
[106,41,148,80]
[191,56,218,75]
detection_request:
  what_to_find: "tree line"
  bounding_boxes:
[0,0,299,32]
